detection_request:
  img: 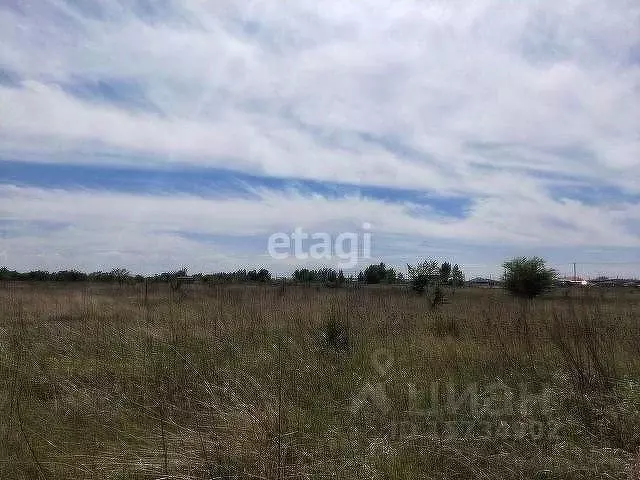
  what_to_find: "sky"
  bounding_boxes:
[0,0,639,278]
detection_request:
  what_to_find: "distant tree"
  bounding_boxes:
[291,267,346,286]
[54,270,87,282]
[502,257,556,299]
[451,264,465,287]
[439,262,452,285]
[325,268,338,283]
[407,260,458,309]
[0,267,18,281]
[321,268,335,286]
[361,263,397,284]
[111,268,131,286]
[26,270,50,281]
[407,260,440,294]
[293,268,314,284]
[256,268,271,283]
[363,263,383,284]
[357,271,365,283]
[383,267,397,284]
[165,268,187,292]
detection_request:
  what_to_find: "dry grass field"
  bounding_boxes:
[1,282,639,479]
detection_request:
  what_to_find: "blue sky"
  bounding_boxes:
[0,0,639,277]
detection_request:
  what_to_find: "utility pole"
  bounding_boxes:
[573,262,577,281]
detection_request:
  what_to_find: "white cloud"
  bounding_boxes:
[0,0,639,273]
[1,1,638,188]
[0,185,638,274]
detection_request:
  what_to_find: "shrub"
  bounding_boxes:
[321,304,350,351]
[502,256,556,299]
[407,260,440,294]
[450,264,465,287]
[407,260,451,309]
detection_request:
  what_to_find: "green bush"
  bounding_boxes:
[502,256,556,298]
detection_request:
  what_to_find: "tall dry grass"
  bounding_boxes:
[0,281,639,479]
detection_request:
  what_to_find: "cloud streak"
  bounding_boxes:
[0,185,638,273]
[0,0,638,274]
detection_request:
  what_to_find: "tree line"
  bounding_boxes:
[0,256,566,299]
[0,261,464,287]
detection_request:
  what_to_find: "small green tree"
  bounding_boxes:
[407,260,450,309]
[407,260,440,294]
[502,257,556,299]
[451,264,465,287]
[439,262,452,284]
[383,267,397,284]
[111,268,131,286]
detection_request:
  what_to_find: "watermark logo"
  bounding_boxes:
[267,223,372,269]
[350,348,394,415]
[351,348,558,442]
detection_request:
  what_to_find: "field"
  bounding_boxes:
[1,282,640,479]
